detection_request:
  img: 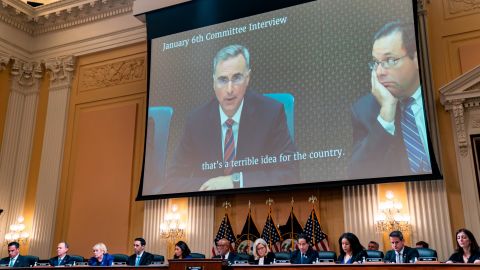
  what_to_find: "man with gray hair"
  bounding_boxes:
[166,44,298,191]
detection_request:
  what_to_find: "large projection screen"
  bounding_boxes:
[139,0,441,199]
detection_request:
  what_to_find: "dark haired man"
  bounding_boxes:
[0,242,30,267]
[49,242,73,266]
[384,231,419,263]
[212,238,237,264]
[290,234,319,264]
[349,20,431,178]
[127,238,154,266]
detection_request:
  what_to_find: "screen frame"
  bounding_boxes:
[136,0,442,201]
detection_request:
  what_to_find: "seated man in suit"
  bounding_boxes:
[384,231,419,263]
[0,241,31,267]
[290,234,318,264]
[127,238,154,266]
[165,44,298,193]
[349,20,431,178]
[212,238,237,264]
[368,241,380,251]
[49,242,73,266]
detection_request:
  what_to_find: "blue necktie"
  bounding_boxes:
[401,97,431,173]
[135,256,141,266]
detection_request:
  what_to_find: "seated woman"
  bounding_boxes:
[173,241,192,259]
[88,243,114,266]
[337,232,367,264]
[446,228,480,264]
[248,238,276,265]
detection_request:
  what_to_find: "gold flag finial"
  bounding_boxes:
[222,201,231,210]
[248,200,251,209]
[266,198,274,206]
[291,197,294,207]
[308,195,317,204]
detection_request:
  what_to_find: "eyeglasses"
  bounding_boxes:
[368,55,408,70]
[215,72,248,88]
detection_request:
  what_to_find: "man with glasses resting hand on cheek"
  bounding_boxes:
[165,44,298,192]
[349,20,431,179]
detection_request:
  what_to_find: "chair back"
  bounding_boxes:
[152,254,165,264]
[144,106,174,193]
[274,252,290,261]
[416,248,437,259]
[69,255,85,263]
[112,254,128,263]
[190,253,206,259]
[24,255,39,266]
[235,253,250,261]
[318,251,336,262]
[263,93,295,140]
[366,250,384,259]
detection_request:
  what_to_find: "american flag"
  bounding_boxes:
[303,208,329,251]
[212,214,236,256]
[261,213,282,252]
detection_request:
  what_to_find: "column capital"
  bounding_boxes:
[44,55,76,84]
[10,58,43,95]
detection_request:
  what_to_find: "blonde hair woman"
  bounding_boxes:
[88,243,114,266]
[248,238,276,265]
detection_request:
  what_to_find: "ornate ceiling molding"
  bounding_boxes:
[441,65,480,156]
[0,0,134,36]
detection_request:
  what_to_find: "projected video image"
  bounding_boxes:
[142,0,436,197]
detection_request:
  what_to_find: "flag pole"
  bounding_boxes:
[247,200,251,253]
[290,197,295,251]
[308,195,317,247]
[222,201,231,239]
[266,198,274,250]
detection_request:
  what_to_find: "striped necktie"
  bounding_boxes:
[223,119,235,175]
[400,97,431,173]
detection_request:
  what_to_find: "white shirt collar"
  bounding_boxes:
[219,99,243,125]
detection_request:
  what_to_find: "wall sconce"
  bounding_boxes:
[5,216,30,244]
[374,191,411,233]
[160,205,186,241]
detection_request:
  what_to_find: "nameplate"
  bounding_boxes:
[366,258,383,262]
[232,260,249,265]
[34,263,51,267]
[187,267,202,270]
[113,262,126,266]
[317,259,334,263]
[274,260,290,264]
[73,262,89,266]
[418,257,437,261]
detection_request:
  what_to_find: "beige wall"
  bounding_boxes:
[426,0,480,237]
[53,43,147,257]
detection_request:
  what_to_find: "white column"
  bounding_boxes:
[0,58,42,257]
[187,196,215,257]
[343,184,381,249]
[143,199,170,257]
[406,180,453,261]
[28,56,75,258]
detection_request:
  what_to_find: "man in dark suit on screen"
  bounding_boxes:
[349,20,431,179]
[127,238,154,266]
[384,231,419,263]
[0,242,30,267]
[165,44,298,193]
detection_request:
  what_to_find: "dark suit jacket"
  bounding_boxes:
[212,252,237,264]
[349,93,412,179]
[384,246,419,263]
[49,255,74,266]
[0,255,31,267]
[290,248,319,264]
[338,250,367,264]
[447,250,480,263]
[127,252,154,266]
[248,252,276,265]
[165,90,298,192]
